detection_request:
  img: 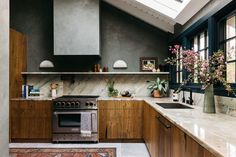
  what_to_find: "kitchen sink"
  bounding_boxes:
[156,103,193,109]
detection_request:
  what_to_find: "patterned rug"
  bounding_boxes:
[10,148,116,157]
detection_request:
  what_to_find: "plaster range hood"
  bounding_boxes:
[53,0,100,55]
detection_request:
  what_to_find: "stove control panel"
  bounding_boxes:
[53,100,97,110]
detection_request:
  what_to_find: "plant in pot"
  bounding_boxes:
[107,80,119,97]
[147,77,168,98]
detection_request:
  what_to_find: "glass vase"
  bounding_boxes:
[203,84,216,113]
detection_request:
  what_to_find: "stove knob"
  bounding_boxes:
[75,102,80,108]
[66,102,71,107]
[85,102,89,106]
[71,102,75,108]
[89,102,94,106]
[56,102,61,107]
[61,102,66,107]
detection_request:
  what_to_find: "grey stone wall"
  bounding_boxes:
[0,0,9,156]
[10,0,170,72]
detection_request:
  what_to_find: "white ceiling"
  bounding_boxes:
[103,0,211,33]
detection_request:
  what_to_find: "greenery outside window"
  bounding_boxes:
[219,14,236,83]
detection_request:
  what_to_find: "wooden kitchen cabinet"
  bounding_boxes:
[143,102,159,157]
[10,29,27,99]
[98,100,143,140]
[10,100,52,142]
[157,115,172,157]
[171,125,186,157]
[203,149,217,157]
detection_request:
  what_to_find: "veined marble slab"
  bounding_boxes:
[26,74,168,97]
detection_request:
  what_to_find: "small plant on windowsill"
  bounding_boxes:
[165,45,235,113]
[147,77,168,98]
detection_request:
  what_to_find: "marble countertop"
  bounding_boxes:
[11,96,236,157]
[99,96,236,157]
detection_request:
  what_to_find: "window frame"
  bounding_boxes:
[218,13,236,84]
[189,29,209,84]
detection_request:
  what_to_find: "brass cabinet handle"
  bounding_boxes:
[156,116,171,129]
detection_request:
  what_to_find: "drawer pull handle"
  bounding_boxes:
[156,116,171,129]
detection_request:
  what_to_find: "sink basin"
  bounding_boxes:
[156,103,193,109]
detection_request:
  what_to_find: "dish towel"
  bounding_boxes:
[80,112,92,137]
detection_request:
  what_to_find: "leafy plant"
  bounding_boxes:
[107,80,119,97]
[147,77,168,96]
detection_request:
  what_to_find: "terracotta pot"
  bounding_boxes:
[153,90,162,98]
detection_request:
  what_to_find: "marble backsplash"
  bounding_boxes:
[26,75,236,117]
[174,90,236,117]
[26,74,168,98]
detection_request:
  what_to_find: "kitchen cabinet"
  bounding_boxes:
[143,102,217,157]
[98,100,143,140]
[203,149,217,157]
[10,100,52,142]
[10,29,27,98]
[171,125,186,157]
[143,102,159,157]
[157,115,172,157]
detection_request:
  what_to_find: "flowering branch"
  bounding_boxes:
[165,45,235,96]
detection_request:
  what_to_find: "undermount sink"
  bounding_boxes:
[156,103,193,109]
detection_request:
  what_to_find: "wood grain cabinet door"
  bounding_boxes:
[143,103,151,149]
[10,100,52,142]
[171,126,186,157]
[122,101,143,139]
[157,115,172,157]
[203,149,217,157]
[98,100,143,140]
[32,101,52,139]
[98,100,123,139]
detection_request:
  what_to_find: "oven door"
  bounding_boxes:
[53,110,97,133]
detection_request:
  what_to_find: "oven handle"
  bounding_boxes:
[53,111,93,115]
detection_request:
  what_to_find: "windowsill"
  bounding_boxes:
[170,83,236,98]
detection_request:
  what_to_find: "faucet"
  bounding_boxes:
[181,87,193,105]
[187,88,194,105]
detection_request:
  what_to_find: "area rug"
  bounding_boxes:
[10,148,116,157]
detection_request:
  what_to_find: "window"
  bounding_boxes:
[190,30,209,83]
[135,0,191,19]
[219,15,236,83]
[176,47,183,83]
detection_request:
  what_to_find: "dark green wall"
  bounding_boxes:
[10,0,170,72]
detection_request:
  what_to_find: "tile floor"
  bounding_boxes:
[9,143,150,157]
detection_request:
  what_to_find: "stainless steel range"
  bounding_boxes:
[52,95,99,143]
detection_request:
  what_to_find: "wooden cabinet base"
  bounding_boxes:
[98,100,143,140]
[10,100,52,142]
[10,139,52,143]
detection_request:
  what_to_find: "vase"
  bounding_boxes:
[203,84,216,113]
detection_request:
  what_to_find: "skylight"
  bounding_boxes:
[135,0,191,19]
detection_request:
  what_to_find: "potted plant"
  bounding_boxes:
[107,80,119,97]
[147,77,168,98]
